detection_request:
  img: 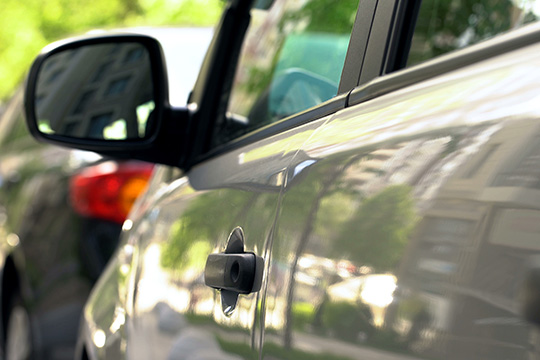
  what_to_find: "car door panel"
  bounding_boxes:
[128,155,285,359]
[83,125,332,358]
[23,0,540,359]
[264,41,540,359]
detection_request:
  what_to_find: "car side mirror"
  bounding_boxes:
[24,34,189,167]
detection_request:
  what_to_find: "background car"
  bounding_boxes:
[0,27,212,360]
[22,0,540,359]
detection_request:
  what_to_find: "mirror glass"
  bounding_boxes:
[34,42,155,141]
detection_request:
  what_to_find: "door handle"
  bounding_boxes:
[204,253,263,294]
[204,227,264,316]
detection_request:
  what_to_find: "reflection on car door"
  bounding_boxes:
[122,139,290,360]
[266,35,540,360]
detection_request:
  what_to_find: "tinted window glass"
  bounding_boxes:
[221,0,359,143]
[408,0,540,67]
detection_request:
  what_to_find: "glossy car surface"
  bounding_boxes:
[23,0,540,359]
[0,27,212,360]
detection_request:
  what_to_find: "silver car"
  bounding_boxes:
[22,0,540,359]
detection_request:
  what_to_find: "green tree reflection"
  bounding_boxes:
[334,185,417,272]
[279,155,417,349]
[280,156,362,349]
[281,0,358,34]
[409,0,538,66]
[160,189,276,273]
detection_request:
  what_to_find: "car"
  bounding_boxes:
[0,27,212,360]
[22,0,540,359]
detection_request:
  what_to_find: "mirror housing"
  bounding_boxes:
[24,33,190,167]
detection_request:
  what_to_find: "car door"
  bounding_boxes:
[264,1,540,360]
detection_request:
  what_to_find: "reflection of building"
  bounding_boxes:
[36,42,153,139]
[392,119,540,359]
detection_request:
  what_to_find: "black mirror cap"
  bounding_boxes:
[24,33,187,168]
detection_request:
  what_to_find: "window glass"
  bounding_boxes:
[222,0,359,143]
[408,0,540,67]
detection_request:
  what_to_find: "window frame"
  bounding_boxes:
[191,0,382,165]
[351,25,540,108]
[349,0,540,106]
[188,0,540,169]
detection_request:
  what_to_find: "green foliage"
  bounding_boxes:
[160,218,213,273]
[0,0,224,101]
[409,0,539,66]
[231,0,358,123]
[128,0,224,27]
[282,0,358,34]
[291,302,315,331]
[367,328,407,353]
[159,190,249,272]
[218,336,352,360]
[322,301,373,341]
[160,190,276,272]
[334,185,417,272]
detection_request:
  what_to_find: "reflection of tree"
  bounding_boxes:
[235,0,358,124]
[281,0,358,34]
[160,190,276,273]
[322,300,373,341]
[280,156,417,348]
[161,191,255,271]
[275,0,358,84]
[333,185,417,272]
[409,0,538,65]
[281,155,362,349]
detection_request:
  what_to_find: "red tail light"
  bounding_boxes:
[70,161,154,224]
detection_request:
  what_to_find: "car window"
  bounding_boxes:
[407,0,540,67]
[217,0,360,144]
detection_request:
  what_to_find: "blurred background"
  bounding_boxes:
[0,0,224,108]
